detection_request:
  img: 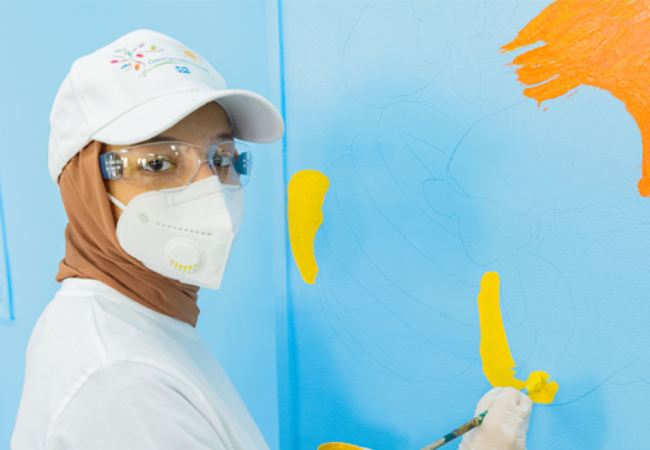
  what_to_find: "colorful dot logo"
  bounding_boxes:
[109,42,163,76]
[109,40,214,80]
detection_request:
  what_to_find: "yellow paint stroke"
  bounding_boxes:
[288,170,330,284]
[318,444,370,450]
[478,272,559,403]
[501,0,650,197]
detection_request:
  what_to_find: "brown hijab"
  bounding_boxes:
[56,140,201,327]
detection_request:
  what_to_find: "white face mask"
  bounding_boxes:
[106,176,244,289]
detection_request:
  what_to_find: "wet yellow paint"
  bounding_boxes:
[478,272,559,404]
[318,443,369,450]
[288,170,330,284]
[501,0,650,197]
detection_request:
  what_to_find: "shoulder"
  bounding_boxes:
[12,288,107,450]
[61,360,201,406]
[28,285,103,354]
[23,287,108,390]
[48,361,225,450]
[30,280,196,364]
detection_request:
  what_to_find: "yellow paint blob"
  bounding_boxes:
[288,170,330,284]
[478,271,559,404]
[319,443,369,450]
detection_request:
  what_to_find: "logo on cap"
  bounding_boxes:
[109,42,163,76]
[109,41,213,79]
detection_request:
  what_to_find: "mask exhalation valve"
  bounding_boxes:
[165,238,203,273]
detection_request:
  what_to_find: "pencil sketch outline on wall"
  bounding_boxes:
[289,0,650,405]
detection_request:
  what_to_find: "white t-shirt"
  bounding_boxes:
[11,278,270,450]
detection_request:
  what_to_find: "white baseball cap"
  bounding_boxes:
[48,28,285,186]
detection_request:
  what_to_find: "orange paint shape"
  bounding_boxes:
[501,0,650,197]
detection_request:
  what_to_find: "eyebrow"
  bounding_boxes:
[139,131,233,145]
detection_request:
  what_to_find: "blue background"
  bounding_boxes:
[2,1,650,450]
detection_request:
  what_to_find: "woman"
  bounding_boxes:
[11,29,532,450]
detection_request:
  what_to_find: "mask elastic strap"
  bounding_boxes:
[106,192,127,211]
[106,192,150,224]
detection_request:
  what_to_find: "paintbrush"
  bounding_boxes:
[418,377,550,450]
[318,376,551,450]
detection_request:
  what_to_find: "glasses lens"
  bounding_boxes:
[110,142,198,190]
[210,141,252,189]
[101,141,253,190]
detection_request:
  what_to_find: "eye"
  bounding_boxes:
[142,158,174,173]
[213,153,232,167]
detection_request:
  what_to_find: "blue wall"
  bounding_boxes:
[0,2,284,449]
[281,1,650,449]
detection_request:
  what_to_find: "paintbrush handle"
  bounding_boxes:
[418,381,542,450]
[418,411,487,450]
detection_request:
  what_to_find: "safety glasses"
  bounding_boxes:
[99,140,252,190]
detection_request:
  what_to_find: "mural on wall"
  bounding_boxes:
[282,1,650,449]
[288,170,330,284]
[314,269,558,450]
[478,271,558,404]
[501,0,650,197]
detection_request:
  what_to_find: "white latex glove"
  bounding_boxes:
[458,387,533,450]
